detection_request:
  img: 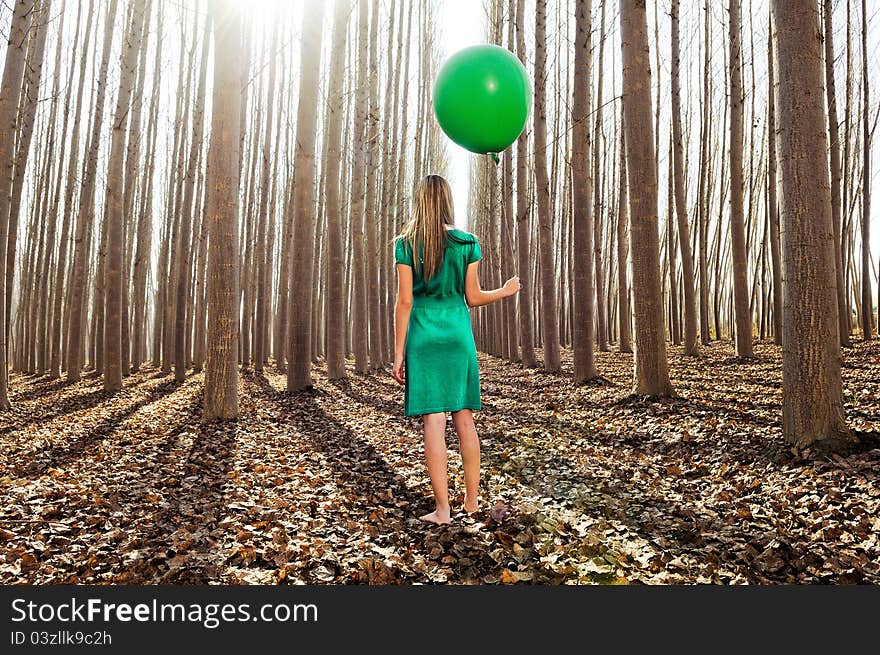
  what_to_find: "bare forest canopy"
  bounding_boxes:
[0,0,879,447]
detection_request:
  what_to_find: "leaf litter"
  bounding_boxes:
[1,340,878,585]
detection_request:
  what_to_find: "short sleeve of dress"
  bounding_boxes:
[467,238,483,264]
[394,237,413,266]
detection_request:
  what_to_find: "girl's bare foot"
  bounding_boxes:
[419,509,451,525]
[463,496,480,514]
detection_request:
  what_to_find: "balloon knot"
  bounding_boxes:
[490,152,500,165]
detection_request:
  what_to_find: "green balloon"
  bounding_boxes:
[433,44,532,156]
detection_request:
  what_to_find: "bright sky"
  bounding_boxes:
[437,0,485,229]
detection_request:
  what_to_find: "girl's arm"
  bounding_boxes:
[465,262,520,308]
[392,264,413,383]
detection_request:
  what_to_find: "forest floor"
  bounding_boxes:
[1,340,879,585]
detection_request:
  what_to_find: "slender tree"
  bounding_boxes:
[203,0,243,420]
[534,0,561,372]
[859,0,873,339]
[0,0,36,408]
[572,0,596,383]
[174,9,211,382]
[767,18,783,345]
[823,0,850,346]
[670,0,699,355]
[104,0,148,391]
[514,0,536,367]
[617,111,632,353]
[66,0,120,382]
[323,0,351,380]
[287,1,326,392]
[620,0,674,397]
[728,0,754,357]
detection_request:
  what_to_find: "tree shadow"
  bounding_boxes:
[15,378,185,478]
[128,399,238,584]
[248,372,562,584]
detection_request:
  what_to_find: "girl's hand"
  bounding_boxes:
[392,354,405,384]
[503,275,521,297]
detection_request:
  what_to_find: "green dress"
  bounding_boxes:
[394,228,483,416]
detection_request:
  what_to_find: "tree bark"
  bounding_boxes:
[0,0,35,408]
[104,0,147,391]
[533,0,561,372]
[66,0,120,382]
[771,0,852,449]
[670,0,699,355]
[728,0,754,357]
[514,0,536,368]
[349,0,370,373]
[572,0,596,383]
[286,0,326,392]
[174,11,211,382]
[823,0,850,347]
[620,0,674,397]
[767,18,783,345]
[859,0,872,339]
[617,111,632,353]
[203,0,242,421]
[323,0,351,380]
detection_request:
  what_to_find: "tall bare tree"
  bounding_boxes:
[859,0,873,340]
[534,0,561,372]
[203,0,243,421]
[620,0,674,397]
[514,0,535,368]
[771,0,852,450]
[104,0,148,391]
[323,0,351,380]
[0,0,37,408]
[767,17,783,345]
[66,0,120,382]
[174,9,210,382]
[572,0,596,383]
[823,0,850,347]
[728,0,754,357]
[286,1,326,392]
[670,0,699,355]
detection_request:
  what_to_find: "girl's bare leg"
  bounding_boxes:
[451,409,480,513]
[420,412,451,525]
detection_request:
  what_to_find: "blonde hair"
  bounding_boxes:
[396,175,454,282]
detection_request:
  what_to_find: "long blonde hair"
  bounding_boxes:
[396,175,455,282]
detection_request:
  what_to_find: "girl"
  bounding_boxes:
[392,175,520,526]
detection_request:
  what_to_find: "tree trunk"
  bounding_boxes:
[771,0,852,450]
[670,0,699,355]
[5,0,51,360]
[104,0,147,391]
[823,0,850,347]
[349,0,370,373]
[767,19,783,345]
[617,111,632,353]
[66,0,120,383]
[533,0,560,372]
[514,0,536,368]
[620,0,674,397]
[572,0,595,383]
[203,0,242,421]
[697,0,712,346]
[0,0,35,408]
[592,0,608,353]
[728,0,754,357]
[174,11,211,382]
[323,0,351,380]
[253,21,280,373]
[859,0,872,340]
[286,1,326,392]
